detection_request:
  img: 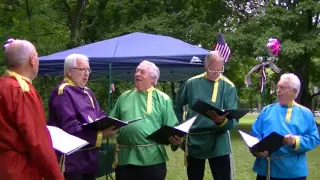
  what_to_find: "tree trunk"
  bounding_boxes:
[295,55,312,109]
[294,10,314,110]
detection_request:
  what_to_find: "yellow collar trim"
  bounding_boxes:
[285,101,295,122]
[146,86,154,114]
[64,77,76,86]
[5,70,31,92]
[203,73,222,81]
[210,74,221,103]
[5,70,32,84]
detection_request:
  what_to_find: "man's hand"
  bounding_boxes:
[253,151,269,158]
[283,134,296,145]
[168,135,182,145]
[206,110,229,125]
[103,126,119,137]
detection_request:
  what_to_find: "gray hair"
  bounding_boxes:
[64,53,89,76]
[205,50,224,65]
[139,60,160,85]
[4,39,35,68]
[280,73,301,99]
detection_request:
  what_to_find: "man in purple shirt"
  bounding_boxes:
[47,53,118,180]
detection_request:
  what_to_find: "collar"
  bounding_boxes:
[288,101,294,107]
[204,72,222,82]
[63,77,77,86]
[280,100,295,107]
[5,70,32,84]
[136,86,155,94]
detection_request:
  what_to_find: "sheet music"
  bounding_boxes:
[47,126,89,155]
[88,115,94,123]
[175,116,197,133]
[238,130,259,148]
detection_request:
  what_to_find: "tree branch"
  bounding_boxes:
[80,0,108,32]
[63,0,70,12]
[25,0,31,20]
[314,12,319,28]
[311,92,320,98]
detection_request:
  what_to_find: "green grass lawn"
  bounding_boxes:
[97,114,320,180]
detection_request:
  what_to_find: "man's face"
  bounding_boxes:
[135,64,154,91]
[205,58,223,81]
[277,79,295,105]
[68,58,90,88]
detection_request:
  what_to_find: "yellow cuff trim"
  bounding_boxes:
[96,131,103,147]
[294,136,300,151]
[217,119,228,127]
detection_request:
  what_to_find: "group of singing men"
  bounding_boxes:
[0,39,319,180]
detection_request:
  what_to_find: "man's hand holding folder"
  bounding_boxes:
[191,99,250,122]
[102,126,120,137]
[168,135,183,145]
[206,110,229,125]
[250,134,297,158]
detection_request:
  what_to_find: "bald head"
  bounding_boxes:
[205,51,224,65]
[205,51,224,81]
[4,39,36,68]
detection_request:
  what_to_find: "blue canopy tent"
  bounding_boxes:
[38,32,209,179]
[39,32,209,82]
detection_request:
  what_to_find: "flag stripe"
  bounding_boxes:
[213,33,231,62]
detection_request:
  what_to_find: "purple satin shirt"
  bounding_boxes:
[47,79,106,173]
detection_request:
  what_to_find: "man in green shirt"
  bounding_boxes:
[110,60,182,180]
[174,51,238,180]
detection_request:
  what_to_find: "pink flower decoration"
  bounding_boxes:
[3,38,15,50]
[266,38,280,57]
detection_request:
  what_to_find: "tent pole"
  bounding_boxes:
[108,63,112,113]
[106,63,112,180]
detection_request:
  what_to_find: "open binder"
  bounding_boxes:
[238,130,285,155]
[47,126,89,155]
[191,99,250,120]
[82,115,144,131]
[146,116,197,145]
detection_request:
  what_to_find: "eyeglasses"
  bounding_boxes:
[207,66,224,73]
[72,68,92,73]
[276,86,292,92]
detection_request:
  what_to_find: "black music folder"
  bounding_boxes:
[238,130,285,155]
[191,99,250,120]
[82,115,144,131]
[146,116,197,145]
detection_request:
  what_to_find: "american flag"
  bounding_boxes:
[213,33,231,62]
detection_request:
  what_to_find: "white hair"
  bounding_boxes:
[64,53,89,76]
[4,39,35,68]
[280,73,301,99]
[205,50,224,65]
[139,60,160,85]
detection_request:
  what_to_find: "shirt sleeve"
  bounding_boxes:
[251,110,264,141]
[109,94,121,119]
[292,111,320,153]
[15,91,64,180]
[173,81,189,123]
[51,91,102,147]
[216,85,239,131]
[163,97,180,151]
[249,109,265,156]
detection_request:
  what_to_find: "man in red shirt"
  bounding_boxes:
[0,39,64,180]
